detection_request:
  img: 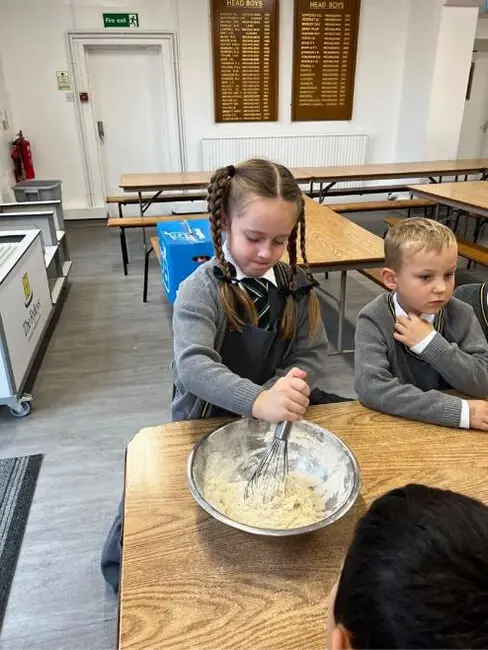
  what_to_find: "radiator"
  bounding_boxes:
[201,134,368,171]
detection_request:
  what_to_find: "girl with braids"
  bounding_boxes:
[101,159,345,594]
[171,158,343,423]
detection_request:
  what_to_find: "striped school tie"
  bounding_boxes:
[240,277,273,331]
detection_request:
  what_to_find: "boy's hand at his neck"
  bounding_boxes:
[394,313,434,348]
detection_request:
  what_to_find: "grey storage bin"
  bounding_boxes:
[13,180,62,202]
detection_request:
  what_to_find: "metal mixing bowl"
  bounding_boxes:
[187,418,361,536]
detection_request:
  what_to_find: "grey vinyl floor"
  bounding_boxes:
[0,209,485,650]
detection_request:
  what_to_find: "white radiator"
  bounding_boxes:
[201,134,368,170]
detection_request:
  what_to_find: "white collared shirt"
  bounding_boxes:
[393,293,436,354]
[222,240,277,286]
[393,293,469,429]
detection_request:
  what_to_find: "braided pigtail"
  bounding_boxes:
[280,223,298,339]
[207,166,257,330]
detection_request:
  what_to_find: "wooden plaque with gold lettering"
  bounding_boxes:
[211,0,279,122]
[292,0,361,121]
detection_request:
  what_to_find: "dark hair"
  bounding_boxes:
[334,484,488,649]
[207,158,319,340]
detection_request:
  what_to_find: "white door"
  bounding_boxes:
[458,54,488,159]
[83,41,182,215]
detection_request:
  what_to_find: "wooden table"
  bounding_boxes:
[120,161,488,225]
[120,169,315,193]
[300,197,384,353]
[304,159,488,200]
[409,180,488,222]
[119,169,315,223]
[119,402,488,650]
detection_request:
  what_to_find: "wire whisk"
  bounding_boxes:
[244,421,293,502]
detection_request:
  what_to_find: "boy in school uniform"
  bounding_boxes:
[454,281,488,341]
[328,484,488,649]
[354,218,488,431]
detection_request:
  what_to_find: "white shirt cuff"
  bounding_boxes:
[460,399,470,429]
[410,330,436,355]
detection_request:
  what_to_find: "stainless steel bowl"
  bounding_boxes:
[187,418,361,537]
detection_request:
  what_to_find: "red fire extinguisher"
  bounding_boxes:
[10,131,35,182]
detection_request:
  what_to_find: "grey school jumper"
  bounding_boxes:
[454,282,488,340]
[354,293,488,428]
[101,260,329,594]
[171,259,328,421]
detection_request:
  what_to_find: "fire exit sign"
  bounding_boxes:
[103,13,139,28]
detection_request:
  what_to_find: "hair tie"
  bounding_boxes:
[213,263,237,284]
[279,279,319,300]
[226,164,236,178]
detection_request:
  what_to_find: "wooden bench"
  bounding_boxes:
[150,237,160,262]
[384,215,403,229]
[331,198,435,214]
[107,216,206,228]
[310,183,410,200]
[142,237,163,303]
[358,267,387,289]
[107,214,206,275]
[457,237,488,267]
[385,215,488,265]
[106,191,207,214]
[360,215,488,290]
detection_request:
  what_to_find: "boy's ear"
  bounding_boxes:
[331,625,353,650]
[381,266,398,291]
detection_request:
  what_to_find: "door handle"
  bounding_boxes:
[97,120,105,140]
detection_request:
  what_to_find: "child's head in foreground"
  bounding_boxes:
[329,484,488,649]
[381,218,458,315]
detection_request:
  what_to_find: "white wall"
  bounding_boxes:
[0,0,178,213]
[0,0,87,210]
[0,54,15,202]
[476,14,488,38]
[424,5,479,159]
[0,0,478,215]
[0,0,410,213]
[178,0,409,168]
[395,0,444,161]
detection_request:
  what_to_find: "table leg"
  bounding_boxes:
[319,181,336,204]
[472,217,487,247]
[337,270,347,354]
[143,245,153,303]
[452,210,462,234]
[118,202,129,275]
[138,191,147,249]
[120,228,128,276]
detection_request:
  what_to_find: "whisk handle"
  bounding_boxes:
[274,421,293,441]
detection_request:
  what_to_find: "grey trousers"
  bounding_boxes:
[101,498,123,593]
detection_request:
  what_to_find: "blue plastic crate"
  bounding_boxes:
[157,219,213,303]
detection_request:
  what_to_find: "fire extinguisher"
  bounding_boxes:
[10,131,35,182]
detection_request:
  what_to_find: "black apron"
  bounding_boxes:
[386,292,452,392]
[203,263,290,418]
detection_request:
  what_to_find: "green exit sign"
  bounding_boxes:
[103,13,139,28]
